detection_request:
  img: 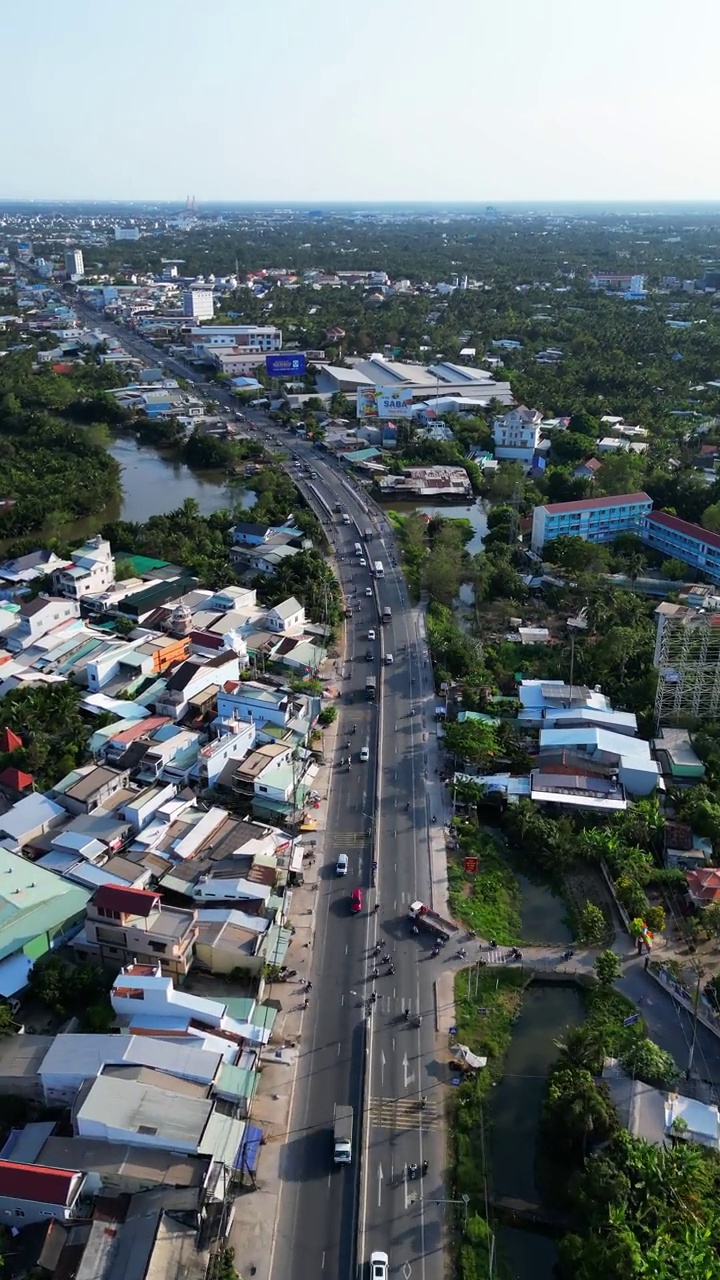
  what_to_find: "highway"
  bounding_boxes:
[67,302,448,1280]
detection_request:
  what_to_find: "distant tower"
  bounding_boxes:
[169,603,193,638]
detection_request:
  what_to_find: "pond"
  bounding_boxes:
[381,497,489,553]
[490,884,578,1280]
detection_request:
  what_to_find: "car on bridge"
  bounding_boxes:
[350,888,363,914]
[360,746,369,762]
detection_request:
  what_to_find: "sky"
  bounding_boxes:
[4,0,719,203]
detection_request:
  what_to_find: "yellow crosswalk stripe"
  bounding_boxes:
[368,1097,439,1131]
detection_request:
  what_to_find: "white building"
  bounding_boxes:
[185,325,282,353]
[493,405,542,463]
[114,226,140,241]
[182,287,214,321]
[4,597,81,652]
[64,249,84,278]
[52,536,115,600]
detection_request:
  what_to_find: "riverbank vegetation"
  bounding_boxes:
[452,966,530,1280]
[538,986,720,1280]
[0,350,129,537]
[447,820,522,945]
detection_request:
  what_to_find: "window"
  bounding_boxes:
[14,1210,24,1218]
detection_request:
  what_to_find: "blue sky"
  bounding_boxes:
[4,0,719,202]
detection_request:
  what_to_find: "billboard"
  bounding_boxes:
[357,386,414,420]
[265,353,306,378]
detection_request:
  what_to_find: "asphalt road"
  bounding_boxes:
[67,302,448,1279]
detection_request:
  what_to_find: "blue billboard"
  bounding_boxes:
[266,353,307,378]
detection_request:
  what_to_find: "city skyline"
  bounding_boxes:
[4,0,719,203]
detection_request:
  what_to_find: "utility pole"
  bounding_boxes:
[687,969,703,1079]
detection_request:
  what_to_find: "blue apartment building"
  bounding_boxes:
[642,511,720,585]
[531,492,653,552]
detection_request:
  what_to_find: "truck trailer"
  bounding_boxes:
[409,900,458,942]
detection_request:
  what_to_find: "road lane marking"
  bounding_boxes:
[381,1050,386,1087]
[377,1163,384,1208]
[403,1053,414,1090]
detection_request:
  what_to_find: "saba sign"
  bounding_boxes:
[357,386,414,419]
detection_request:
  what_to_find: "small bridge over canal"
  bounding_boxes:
[490,1196,574,1238]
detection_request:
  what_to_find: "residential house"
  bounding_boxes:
[153,651,240,722]
[38,1033,222,1107]
[653,728,706,783]
[52,536,115,600]
[3,597,81,652]
[0,549,70,589]
[75,884,198,978]
[531,493,653,552]
[0,847,90,998]
[236,542,303,575]
[230,522,299,547]
[218,680,298,730]
[492,405,542,463]
[573,458,603,481]
[538,726,659,795]
[685,868,720,908]
[50,765,130,816]
[516,680,637,734]
[194,721,256,789]
[603,1061,720,1150]
[265,597,305,634]
[0,793,66,850]
[0,1162,86,1227]
[110,962,269,1046]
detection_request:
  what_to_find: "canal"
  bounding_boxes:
[490,881,580,1280]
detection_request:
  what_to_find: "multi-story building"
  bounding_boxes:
[52,535,115,600]
[493,405,542,463]
[182,286,214,320]
[113,226,140,241]
[642,511,720,585]
[64,249,84,278]
[184,325,282,353]
[531,492,653,552]
[76,884,198,978]
[4,597,80,652]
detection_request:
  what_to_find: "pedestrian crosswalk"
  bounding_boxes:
[332,830,368,848]
[368,1097,440,1132]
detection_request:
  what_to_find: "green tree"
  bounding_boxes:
[443,719,499,769]
[644,904,666,934]
[701,901,720,938]
[578,901,607,945]
[620,1038,678,1088]
[701,502,720,533]
[595,950,622,986]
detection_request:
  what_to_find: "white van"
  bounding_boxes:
[354,543,362,557]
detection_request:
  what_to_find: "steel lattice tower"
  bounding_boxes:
[653,603,720,729]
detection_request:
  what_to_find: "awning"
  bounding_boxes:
[0,952,32,998]
[234,1125,263,1174]
[300,821,317,832]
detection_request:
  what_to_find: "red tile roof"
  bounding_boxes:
[0,1161,81,1205]
[0,728,23,753]
[111,716,170,745]
[542,491,652,516]
[645,510,720,554]
[92,884,159,917]
[0,767,34,791]
[686,868,720,903]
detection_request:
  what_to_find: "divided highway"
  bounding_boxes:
[66,305,448,1279]
[271,447,446,1280]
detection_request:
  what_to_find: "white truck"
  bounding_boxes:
[409,900,458,942]
[333,1104,353,1164]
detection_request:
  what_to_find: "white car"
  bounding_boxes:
[359,558,367,567]
[370,1252,389,1280]
[385,653,394,664]
[365,587,373,597]
[336,854,349,876]
[360,746,370,762]
[368,628,376,641]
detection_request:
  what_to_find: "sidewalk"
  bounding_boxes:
[228,704,342,1280]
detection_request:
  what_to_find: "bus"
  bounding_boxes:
[373,561,384,578]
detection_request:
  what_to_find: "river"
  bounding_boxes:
[490,880,580,1280]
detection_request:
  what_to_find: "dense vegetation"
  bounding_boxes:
[0,683,92,789]
[0,351,125,535]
